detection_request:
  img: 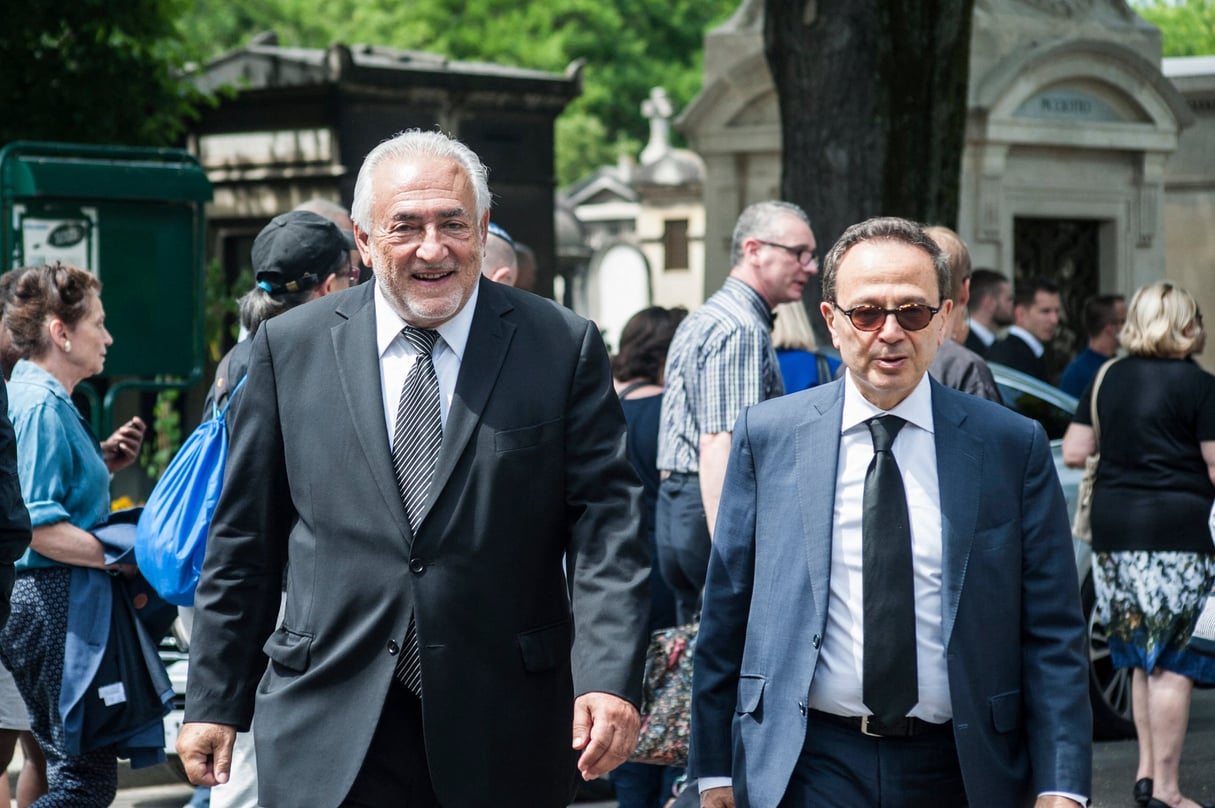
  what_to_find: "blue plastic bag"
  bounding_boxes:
[135,377,245,606]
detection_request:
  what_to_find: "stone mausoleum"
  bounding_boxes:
[576,0,1214,361]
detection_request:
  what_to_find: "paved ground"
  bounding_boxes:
[12,687,1215,806]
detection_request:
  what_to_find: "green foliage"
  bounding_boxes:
[140,385,182,482]
[174,0,736,185]
[0,0,210,147]
[203,258,251,364]
[1135,0,1215,56]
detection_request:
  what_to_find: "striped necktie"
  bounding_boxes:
[391,326,441,696]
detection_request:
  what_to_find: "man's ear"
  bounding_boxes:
[488,266,516,287]
[353,224,374,269]
[819,301,841,349]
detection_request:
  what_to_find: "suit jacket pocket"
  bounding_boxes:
[262,627,313,674]
[517,620,570,673]
[735,674,766,717]
[495,418,563,454]
[989,689,1022,734]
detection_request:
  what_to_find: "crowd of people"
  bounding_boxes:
[0,127,1207,808]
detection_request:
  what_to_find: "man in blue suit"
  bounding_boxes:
[691,217,1091,808]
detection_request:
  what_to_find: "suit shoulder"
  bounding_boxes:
[747,379,842,423]
[489,282,591,337]
[933,380,1042,439]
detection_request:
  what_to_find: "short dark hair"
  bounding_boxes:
[967,269,1008,313]
[4,263,101,359]
[1013,277,1059,309]
[1082,293,1125,339]
[612,306,688,384]
[820,217,949,305]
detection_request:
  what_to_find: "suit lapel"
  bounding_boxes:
[425,279,516,515]
[932,382,982,650]
[796,384,845,625]
[330,287,413,541]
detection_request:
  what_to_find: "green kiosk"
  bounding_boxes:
[0,141,212,442]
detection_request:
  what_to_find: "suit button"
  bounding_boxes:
[799,701,807,716]
[409,558,425,574]
[812,634,821,649]
[387,640,400,655]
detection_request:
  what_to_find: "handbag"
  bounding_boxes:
[630,621,697,767]
[1072,359,1116,543]
[1189,589,1215,656]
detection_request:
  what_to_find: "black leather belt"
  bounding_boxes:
[808,709,952,739]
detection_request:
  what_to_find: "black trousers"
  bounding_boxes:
[342,680,440,807]
[655,472,711,624]
[778,713,968,808]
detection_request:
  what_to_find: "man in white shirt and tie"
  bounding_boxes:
[691,217,1090,808]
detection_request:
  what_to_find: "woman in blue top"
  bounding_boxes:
[0,263,145,806]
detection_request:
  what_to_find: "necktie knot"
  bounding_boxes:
[867,415,905,453]
[402,326,439,355]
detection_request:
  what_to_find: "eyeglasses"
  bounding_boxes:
[833,302,941,332]
[336,264,361,284]
[757,240,818,268]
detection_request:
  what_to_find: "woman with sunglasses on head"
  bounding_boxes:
[1063,282,1215,808]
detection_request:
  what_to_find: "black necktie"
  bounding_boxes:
[862,415,918,724]
[391,326,442,696]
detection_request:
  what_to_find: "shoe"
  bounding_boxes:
[1146,799,1215,808]
[1135,778,1152,806]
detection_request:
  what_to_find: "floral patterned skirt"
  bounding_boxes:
[1094,550,1215,684]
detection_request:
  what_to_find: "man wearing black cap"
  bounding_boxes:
[179,130,648,808]
[203,210,356,412]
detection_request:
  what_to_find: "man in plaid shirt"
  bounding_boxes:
[656,200,818,623]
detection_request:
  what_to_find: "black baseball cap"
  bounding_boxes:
[253,210,348,295]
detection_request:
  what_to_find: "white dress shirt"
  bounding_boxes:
[967,318,995,348]
[375,281,479,443]
[807,371,951,723]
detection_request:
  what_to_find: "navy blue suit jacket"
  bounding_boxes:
[690,377,1091,808]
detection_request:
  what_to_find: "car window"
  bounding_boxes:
[996,382,1074,440]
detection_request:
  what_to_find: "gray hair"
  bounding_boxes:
[820,217,950,305]
[730,200,812,267]
[351,130,492,232]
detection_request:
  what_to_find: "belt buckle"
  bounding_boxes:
[859,716,884,738]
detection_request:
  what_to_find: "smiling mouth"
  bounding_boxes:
[413,269,453,282]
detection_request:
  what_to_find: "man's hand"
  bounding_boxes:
[700,786,735,808]
[571,691,640,781]
[176,722,237,786]
[101,417,146,473]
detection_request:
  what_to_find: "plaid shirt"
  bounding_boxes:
[657,278,784,473]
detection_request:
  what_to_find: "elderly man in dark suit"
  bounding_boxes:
[691,217,1090,808]
[177,130,650,807]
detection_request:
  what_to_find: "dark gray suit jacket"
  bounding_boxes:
[186,279,649,807]
[691,378,1091,808]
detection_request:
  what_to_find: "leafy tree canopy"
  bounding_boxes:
[176,0,736,185]
[1133,0,1215,56]
[0,0,207,148]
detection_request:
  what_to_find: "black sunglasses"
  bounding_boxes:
[833,302,941,332]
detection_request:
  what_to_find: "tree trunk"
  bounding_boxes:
[764,0,973,338]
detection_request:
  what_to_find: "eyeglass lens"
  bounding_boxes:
[844,304,936,332]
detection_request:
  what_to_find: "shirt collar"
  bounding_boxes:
[374,280,479,361]
[722,277,775,328]
[840,370,935,436]
[967,319,994,345]
[10,359,72,404]
[1007,324,1045,357]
